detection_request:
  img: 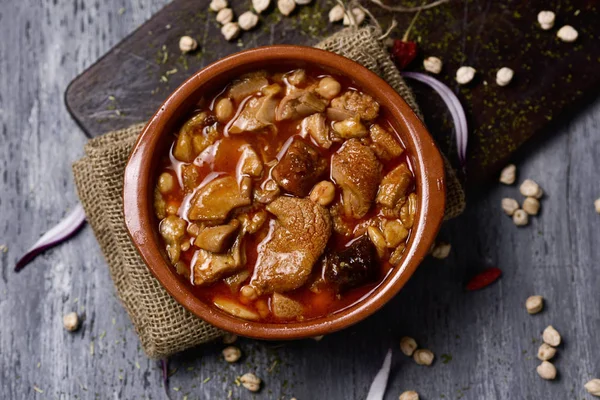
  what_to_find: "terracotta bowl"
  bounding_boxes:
[123,45,446,340]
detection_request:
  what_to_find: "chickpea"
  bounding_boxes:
[536,361,557,380]
[400,336,418,357]
[240,372,261,392]
[542,325,561,347]
[222,346,242,363]
[222,333,238,344]
[63,312,80,332]
[215,98,234,122]
[255,299,270,319]
[316,77,341,99]
[413,349,435,366]
[158,172,175,194]
[382,220,409,248]
[240,285,258,301]
[309,181,336,206]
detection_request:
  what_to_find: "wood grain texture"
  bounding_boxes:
[1,1,599,399]
[64,0,600,181]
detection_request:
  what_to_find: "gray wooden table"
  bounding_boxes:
[1,1,599,399]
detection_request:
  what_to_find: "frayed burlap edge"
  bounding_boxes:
[72,26,465,359]
[73,126,223,359]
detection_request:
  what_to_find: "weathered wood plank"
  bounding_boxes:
[0,0,599,399]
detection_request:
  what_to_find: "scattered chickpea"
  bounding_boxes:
[413,349,434,366]
[455,66,476,85]
[329,4,344,22]
[423,57,442,74]
[499,164,516,185]
[594,198,600,214]
[316,77,342,100]
[400,336,418,357]
[252,0,270,14]
[216,8,234,24]
[537,343,557,361]
[277,0,296,16]
[222,333,238,344]
[501,198,519,216]
[525,295,544,314]
[309,181,336,206]
[585,379,600,396]
[399,391,419,400]
[178,36,198,53]
[158,172,175,194]
[343,8,366,26]
[222,346,242,363]
[209,0,228,12]
[496,67,514,87]
[522,197,540,216]
[240,372,261,392]
[537,10,555,30]
[519,179,542,198]
[221,22,240,41]
[557,25,578,43]
[238,11,259,31]
[512,209,529,226]
[431,242,451,259]
[542,325,561,347]
[215,98,234,122]
[536,361,557,380]
[63,312,80,332]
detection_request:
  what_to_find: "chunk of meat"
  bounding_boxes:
[159,215,187,264]
[326,107,354,121]
[188,175,252,222]
[181,164,200,192]
[229,95,278,134]
[272,139,328,197]
[271,293,304,320]
[192,125,220,155]
[331,90,380,121]
[224,269,250,294]
[322,235,378,293]
[369,124,404,161]
[253,179,281,204]
[238,145,263,177]
[331,139,382,218]
[301,113,332,149]
[276,90,328,121]
[286,69,307,87]
[249,197,332,295]
[194,219,240,253]
[173,113,214,162]
[332,116,368,139]
[193,231,246,285]
[376,163,413,208]
[228,72,269,103]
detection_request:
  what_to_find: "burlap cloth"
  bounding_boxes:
[72,26,465,359]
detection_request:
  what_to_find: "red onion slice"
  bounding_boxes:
[14,203,87,272]
[366,348,392,400]
[402,71,469,167]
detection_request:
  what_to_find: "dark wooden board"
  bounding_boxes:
[65,0,600,182]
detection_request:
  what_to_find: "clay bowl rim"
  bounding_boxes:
[123,45,446,340]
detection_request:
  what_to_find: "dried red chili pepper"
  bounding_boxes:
[390,9,423,70]
[391,40,418,70]
[466,267,502,291]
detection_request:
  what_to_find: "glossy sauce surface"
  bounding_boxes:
[154,67,416,323]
